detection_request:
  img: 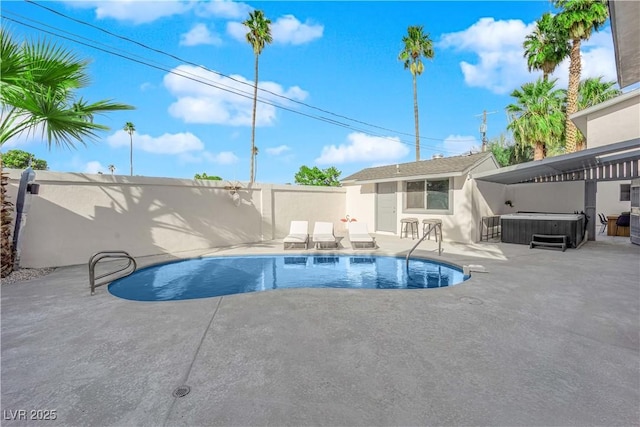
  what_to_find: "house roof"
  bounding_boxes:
[342,152,496,184]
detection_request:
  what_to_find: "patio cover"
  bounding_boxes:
[472,139,640,185]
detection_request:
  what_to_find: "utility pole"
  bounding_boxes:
[475,110,496,152]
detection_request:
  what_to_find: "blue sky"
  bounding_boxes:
[1,0,621,183]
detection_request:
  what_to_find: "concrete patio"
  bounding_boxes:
[1,235,639,426]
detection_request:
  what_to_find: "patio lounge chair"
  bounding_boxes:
[312,222,338,249]
[348,222,376,249]
[283,221,309,250]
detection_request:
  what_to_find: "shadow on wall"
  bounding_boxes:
[19,174,262,268]
[271,187,346,239]
[475,180,509,215]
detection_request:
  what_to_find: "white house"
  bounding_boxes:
[341,152,499,243]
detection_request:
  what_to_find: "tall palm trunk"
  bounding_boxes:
[250,54,259,183]
[534,142,545,161]
[129,134,133,176]
[0,156,14,278]
[412,73,420,161]
[565,38,581,153]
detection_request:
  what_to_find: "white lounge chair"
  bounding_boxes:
[283,221,309,250]
[348,222,376,249]
[312,221,337,249]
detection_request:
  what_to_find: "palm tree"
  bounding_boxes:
[553,0,609,153]
[575,77,621,150]
[0,29,133,147]
[253,146,259,182]
[123,122,135,176]
[506,78,565,161]
[0,29,133,277]
[398,26,434,161]
[0,157,13,278]
[108,164,116,175]
[243,10,272,183]
[523,13,570,81]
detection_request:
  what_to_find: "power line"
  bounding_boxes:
[0,14,366,133]
[474,110,497,152]
[21,0,479,147]
[3,8,479,156]
[5,12,452,155]
[26,0,478,145]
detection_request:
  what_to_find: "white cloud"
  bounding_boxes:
[140,82,154,91]
[315,132,410,165]
[227,15,323,45]
[179,151,238,165]
[0,116,57,148]
[271,15,323,45]
[441,135,480,156]
[227,21,247,42]
[266,145,291,155]
[164,65,308,126]
[439,17,531,52]
[204,151,238,164]
[107,130,204,154]
[439,18,617,94]
[195,0,252,19]
[0,120,39,148]
[65,0,192,25]
[84,161,105,174]
[549,29,617,88]
[180,23,222,47]
[438,18,534,94]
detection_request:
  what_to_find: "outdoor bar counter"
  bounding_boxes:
[500,213,585,248]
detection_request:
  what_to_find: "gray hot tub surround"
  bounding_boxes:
[500,213,585,248]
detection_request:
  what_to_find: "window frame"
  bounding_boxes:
[620,183,631,202]
[403,177,453,214]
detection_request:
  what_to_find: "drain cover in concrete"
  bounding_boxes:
[173,385,191,398]
[458,296,483,305]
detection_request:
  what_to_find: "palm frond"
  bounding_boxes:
[0,29,135,149]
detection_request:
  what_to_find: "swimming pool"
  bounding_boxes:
[108,255,468,301]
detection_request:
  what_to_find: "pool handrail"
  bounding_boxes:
[89,250,137,295]
[406,227,442,269]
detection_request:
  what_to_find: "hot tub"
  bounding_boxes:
[500,213,585,248]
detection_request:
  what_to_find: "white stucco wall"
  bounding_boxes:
[344,184,376,233]
[472,180,587,241]
[343,156,501,243]
[344,176,479,243]
[471,180,507,241]
[506,181,585,213]
[6,171,345,268]
[272,186,346,238]
[581,91,640,147]
[597,180,632,215]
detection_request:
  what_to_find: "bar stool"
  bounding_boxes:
[400,218,419,239]
[422,219,443,242]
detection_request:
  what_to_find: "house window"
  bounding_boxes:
[406,181,425,209]
[405,179,450,211]
[620,184,631,201]
[427,179,450,210]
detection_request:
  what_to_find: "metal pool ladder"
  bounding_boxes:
[89,250,137,295]
[405,230,442,269]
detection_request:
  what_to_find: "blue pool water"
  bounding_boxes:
[108,255,468,301]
